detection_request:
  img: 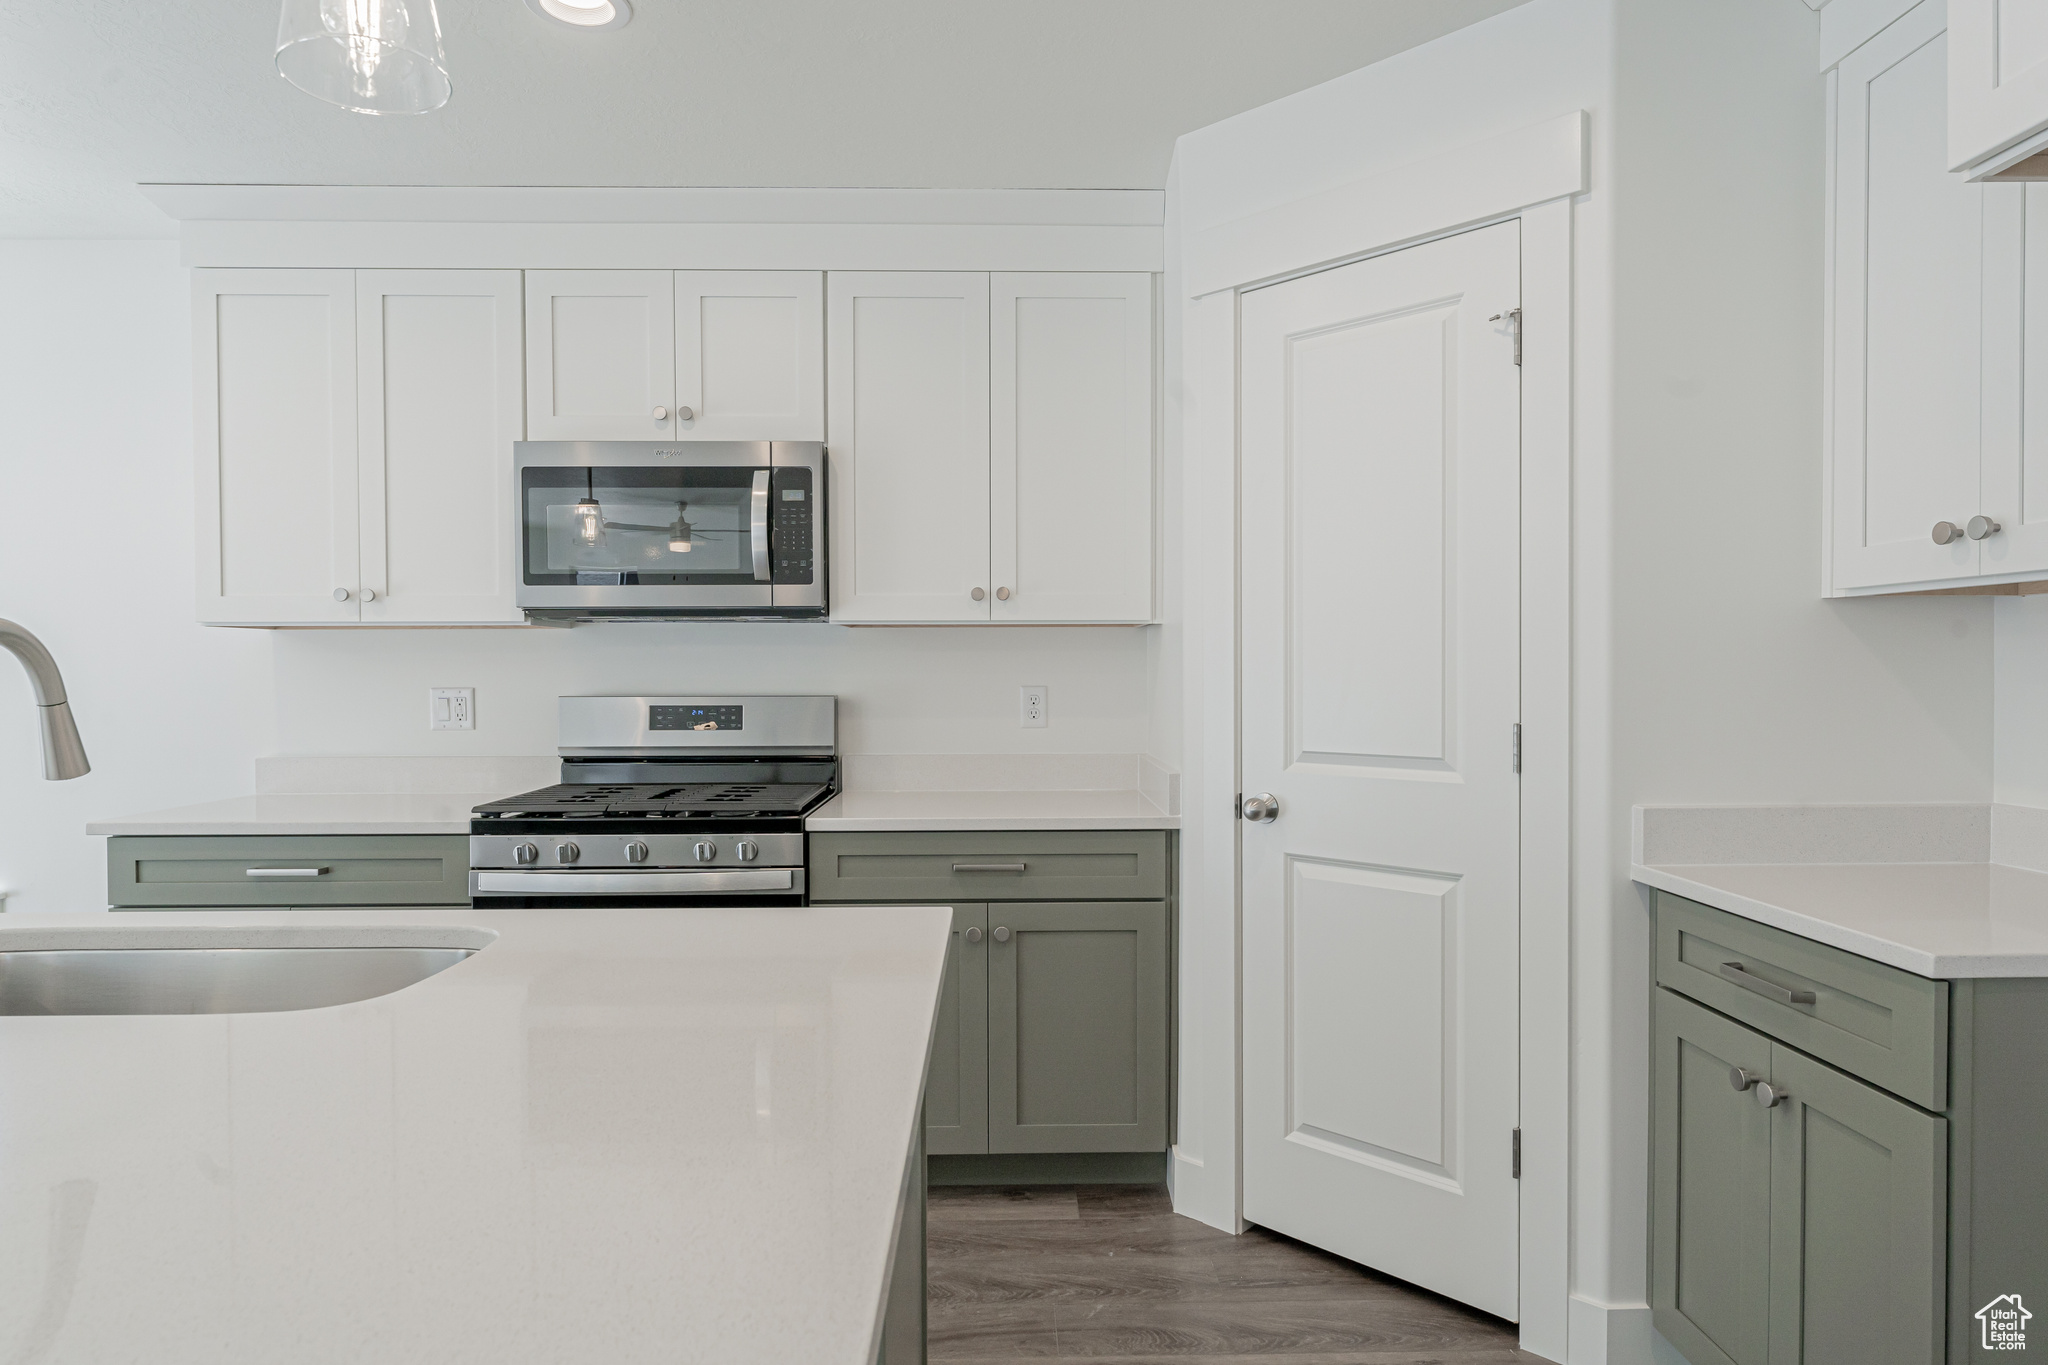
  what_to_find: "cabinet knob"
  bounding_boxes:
[1729,1066,1759,1093]
[992,925,1012,942]
[677,406,694,421]
[361,588,377,602]
[1753,1081,1789,1109]
[1968,515,2003,541]
[1932,520,1965,545]
[963,926,983,944]
[624,840,648,864]
[971,587,986,602]
[996,587,1011,601]
[333,588,351,602]
[653,406,669,421]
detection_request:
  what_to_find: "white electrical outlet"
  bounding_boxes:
[429,687,475,732]
[1019,685,1048,729]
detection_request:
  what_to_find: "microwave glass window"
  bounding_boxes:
[523,467,757,585]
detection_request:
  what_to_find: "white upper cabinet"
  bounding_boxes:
[828,272,994,622]
[676,271,824,441]
[525,270,677,440]
[357,270,524,624]
[990,273,1155,623]
[195,269,360,625]
[1949,0,2048,174]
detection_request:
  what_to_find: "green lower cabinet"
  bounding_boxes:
[924,905,990,1156]
[108,835,470,907]
[988,901,1168,1154]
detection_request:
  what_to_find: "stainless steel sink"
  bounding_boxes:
[0,946,474,1016]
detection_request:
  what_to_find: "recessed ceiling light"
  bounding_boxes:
[524,0,631,30]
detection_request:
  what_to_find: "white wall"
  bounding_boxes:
[1993,596,2048,803]
[0,241,274,914]
[0,241,1158,914]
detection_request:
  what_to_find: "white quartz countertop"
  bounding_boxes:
[0,903,951,1364]
[85,792,500,836]
[805,789,1178,831]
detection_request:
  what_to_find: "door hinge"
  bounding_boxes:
[1512,723,1522,774]
[1512,1127,1522,1179]
[1490,307,1523,366]
[1234,792,1243,819]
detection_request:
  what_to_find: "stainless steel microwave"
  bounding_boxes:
[514,442,825,623]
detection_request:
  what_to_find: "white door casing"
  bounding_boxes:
[357,270,524,625]
[826,272,993,622]
[675,270,825,442]
[1238,220,1523,1320]
[524,270,677,441]
[195,268,360,625]
[990,272,1156,623]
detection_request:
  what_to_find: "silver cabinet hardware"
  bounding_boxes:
[963,926,983,944]
[514,842,538,865]
[1969,515,2003,540]
[333,588,351,602]
[693,841,716,862]
[1754,1081,1789,1109]
[735,840,759,862]
[245,867,328,878]
[995,587,1011,601]
[653,406,669,420]
[749,469,772,582]
[555,842,580,864]
[952,862,1026,873]
[361,588,377,602]
[992,926,1012,943]
[1933,520,1966,545]
[1718,960,1816,1006]
[1241,792,1280,823]
[624,841,648,864]
[1729,1066,1760,1092]
[971,587,986,602]
[677,406,694,421]
[1489,308,1523,365]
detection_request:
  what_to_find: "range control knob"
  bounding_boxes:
[624,841,649,864]
[513,842,538,866]
[735,840,759,862]
[555,842,580,864]
[693,841,717,863]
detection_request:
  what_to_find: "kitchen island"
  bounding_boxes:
[0,904,951,1365]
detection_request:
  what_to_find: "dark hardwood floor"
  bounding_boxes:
[926,1184,1545,1364]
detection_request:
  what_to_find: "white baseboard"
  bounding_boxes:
[1566,1296,1692,1365]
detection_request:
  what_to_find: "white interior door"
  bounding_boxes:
[990,272,1155,623]
[826,272,992,622]
[524,270,676,440]
[194,268,359,625]
[675,270,824,441]
[1239,220,1523,1321]
[357,270,524,624]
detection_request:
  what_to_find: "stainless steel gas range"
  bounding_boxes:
[468,695,835,907]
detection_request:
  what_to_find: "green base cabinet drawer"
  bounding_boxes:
[809,831,1168,902]
[108,836,470,907]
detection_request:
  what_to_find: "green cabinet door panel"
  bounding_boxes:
[923,904,990,1156]
[1654,988,1776,1365]
[809,831,1168,903]
[987,901,1168,1154]
[1766,1043,1945,1365]
[108,835,471,907]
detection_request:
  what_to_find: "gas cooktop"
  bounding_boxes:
[473,780,834,821]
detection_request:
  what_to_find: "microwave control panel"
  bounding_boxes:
[769,467,815,585]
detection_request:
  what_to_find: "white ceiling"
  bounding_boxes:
[0,0,1529,238]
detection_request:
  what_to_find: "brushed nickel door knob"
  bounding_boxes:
[1933,520,1965,545]
[677,406,694,421]
[971,587,986,601]
[1242,793,1280,823]
[1968,515,2003,540]
[992,926,1012,943]
[653,406,669,420]
[1754,1081,1789,1109]
[963,926,983,943]
[995,587,1011,601]
[1729,1067,1759,1092]
[333,588,351,601]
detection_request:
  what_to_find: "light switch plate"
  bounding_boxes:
[1019,685,1047,729]
[429,687,475,731]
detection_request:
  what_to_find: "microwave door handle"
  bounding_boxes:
[750,470,772,582]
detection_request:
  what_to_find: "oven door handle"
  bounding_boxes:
[750,470,772,582]
[472,868,797,896]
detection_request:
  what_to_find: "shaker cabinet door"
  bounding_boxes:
[1948,0,2048,176]
[826,272,993,622]
[990,273,1155,623]
[1652,989,1776,1365]
[674,270,824,441]
[1766,1043,1946,1365]
[356,270,524,624]
[924,903,991,1155]
[195,268,361,625]
[525,270,677,440]
[987,901,1167,1153]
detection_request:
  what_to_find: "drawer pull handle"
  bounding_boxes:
[1718,961,1815,1006]
[245,867,330,878]
[952,862,1027,873]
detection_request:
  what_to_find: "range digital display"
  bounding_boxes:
[649,704,743,732]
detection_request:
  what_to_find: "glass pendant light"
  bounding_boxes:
[276,0,451,115]
[667,504,694,553]
[574,471,606,547]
